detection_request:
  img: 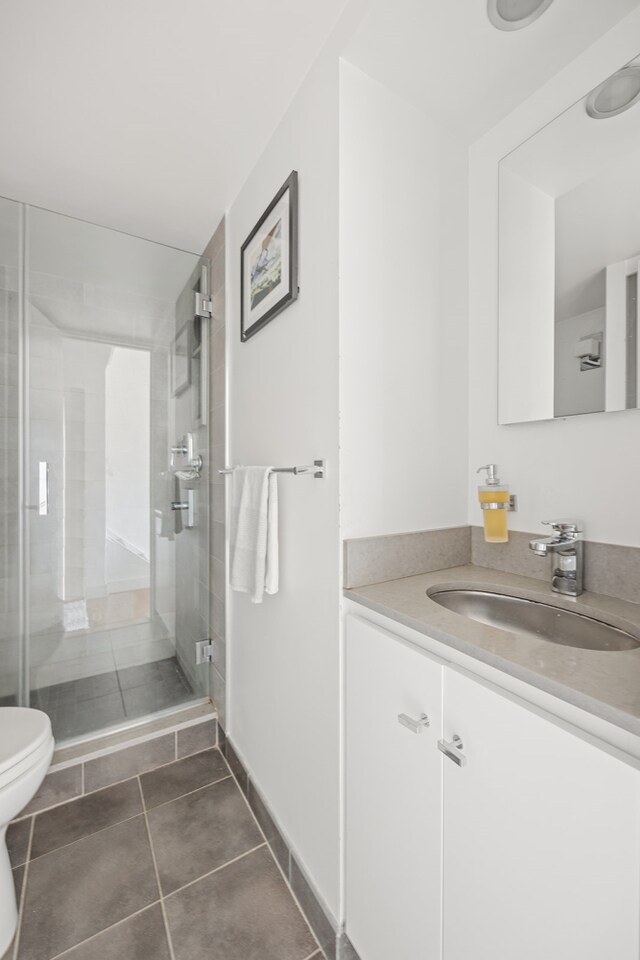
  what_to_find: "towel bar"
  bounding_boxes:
[219,460,325,479]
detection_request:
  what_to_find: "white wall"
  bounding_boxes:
[105,347,150,558]
[469,7,640,546]
[227,54,342,919]
[339,62,469,538]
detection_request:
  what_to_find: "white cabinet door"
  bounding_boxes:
[443,668,640,960]
[345,615,443,960]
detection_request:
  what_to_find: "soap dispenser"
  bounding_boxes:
[477,464,510,543]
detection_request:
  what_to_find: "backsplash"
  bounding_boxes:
[471,527,640,606]
[343,525,640,605]
[343,527,471,589]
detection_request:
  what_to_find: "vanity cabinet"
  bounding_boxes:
[345,613,640,960]
[443,668,640,960]
[345,615,444,960]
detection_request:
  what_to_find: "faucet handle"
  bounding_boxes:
[542,519,583,536]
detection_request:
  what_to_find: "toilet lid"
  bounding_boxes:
[0,708,52,778]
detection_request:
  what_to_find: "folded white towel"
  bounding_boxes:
[229,466,279,603]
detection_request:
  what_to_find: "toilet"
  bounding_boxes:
[0,709,54,957]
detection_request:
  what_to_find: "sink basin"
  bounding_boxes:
[429,589,640,652]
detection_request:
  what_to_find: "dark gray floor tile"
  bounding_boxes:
[147,777,262,894]
[7,817,32,868]
[165,846,317,960]
[31,778,142,859]
[20,767,82,817]
[18,816,158,960]
[72,692,127,736]
[290,856,336,960]
[74,672,120,703]
[122,677,191,719]
[140,749,228,810]
[224,739,248,795]
[177,720,217,758]
[55,904,171,960]
[13,864,25,903]
[84,734,175,792]
[117,658,188,692]
[247,780,289,876]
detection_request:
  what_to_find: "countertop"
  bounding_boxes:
[344,564,640,738]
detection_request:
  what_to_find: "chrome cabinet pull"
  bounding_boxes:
[438,735,467,766]
[38,461,49,516]
[397,713,430,734]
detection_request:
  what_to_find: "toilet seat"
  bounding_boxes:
[0,709,52,790]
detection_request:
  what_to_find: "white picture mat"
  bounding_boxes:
[243,190,291,328]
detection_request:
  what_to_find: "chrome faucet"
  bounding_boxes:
[529,520,584,597]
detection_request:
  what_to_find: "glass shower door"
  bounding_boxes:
[22,205,211,741]
[0,197,22,706]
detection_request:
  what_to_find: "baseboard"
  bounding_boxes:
[219,727,362,960]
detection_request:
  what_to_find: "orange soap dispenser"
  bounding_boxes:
[477,463,510,543]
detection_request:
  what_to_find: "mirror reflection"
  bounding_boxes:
[498,55,640,424]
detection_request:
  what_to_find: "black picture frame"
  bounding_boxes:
[240,170,299,342]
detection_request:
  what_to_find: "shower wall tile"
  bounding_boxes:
[211,633,226,679]
[212,483,224,522]
[211,325,225,371]
[212,363,224,409]
[212,521,224,562]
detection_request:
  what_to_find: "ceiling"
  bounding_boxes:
[0,0,350,254]
[344,0,640,144]
[3,0,640,259]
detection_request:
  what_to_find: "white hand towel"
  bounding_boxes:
[230,466,279,603]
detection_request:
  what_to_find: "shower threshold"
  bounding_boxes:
[50,698,214,764]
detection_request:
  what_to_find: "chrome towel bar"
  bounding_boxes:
[219,460,325,479]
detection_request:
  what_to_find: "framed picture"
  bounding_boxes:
[171,324,190,396]
[241,170,299,341]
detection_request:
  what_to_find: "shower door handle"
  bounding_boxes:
[38,461,49,516]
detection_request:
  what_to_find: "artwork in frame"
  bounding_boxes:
[171,324,190,397]
[241,170,299,341]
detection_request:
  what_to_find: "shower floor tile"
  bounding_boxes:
[10,749,322,960]
[30,657,196,741]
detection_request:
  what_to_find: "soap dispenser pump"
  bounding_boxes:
[477,464,510,543]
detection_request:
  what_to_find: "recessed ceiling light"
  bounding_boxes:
[487,0,555,31]
[586,66,640,119]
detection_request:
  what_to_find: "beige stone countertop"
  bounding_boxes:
[344,564,640,738]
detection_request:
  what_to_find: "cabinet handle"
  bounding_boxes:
[438,735,467,766]
[397,713,430,734]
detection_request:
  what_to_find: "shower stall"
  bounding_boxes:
[0,196,212,743]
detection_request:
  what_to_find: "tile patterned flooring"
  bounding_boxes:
[7,747,323,960]
[31,657,195,741]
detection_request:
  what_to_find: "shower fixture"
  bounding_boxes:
[487,0,554,31]
[171,432,203,480]
[586,66,640,119]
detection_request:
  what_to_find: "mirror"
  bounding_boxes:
[498,56,640,424]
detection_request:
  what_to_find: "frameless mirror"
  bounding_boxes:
[498,55,640,424]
